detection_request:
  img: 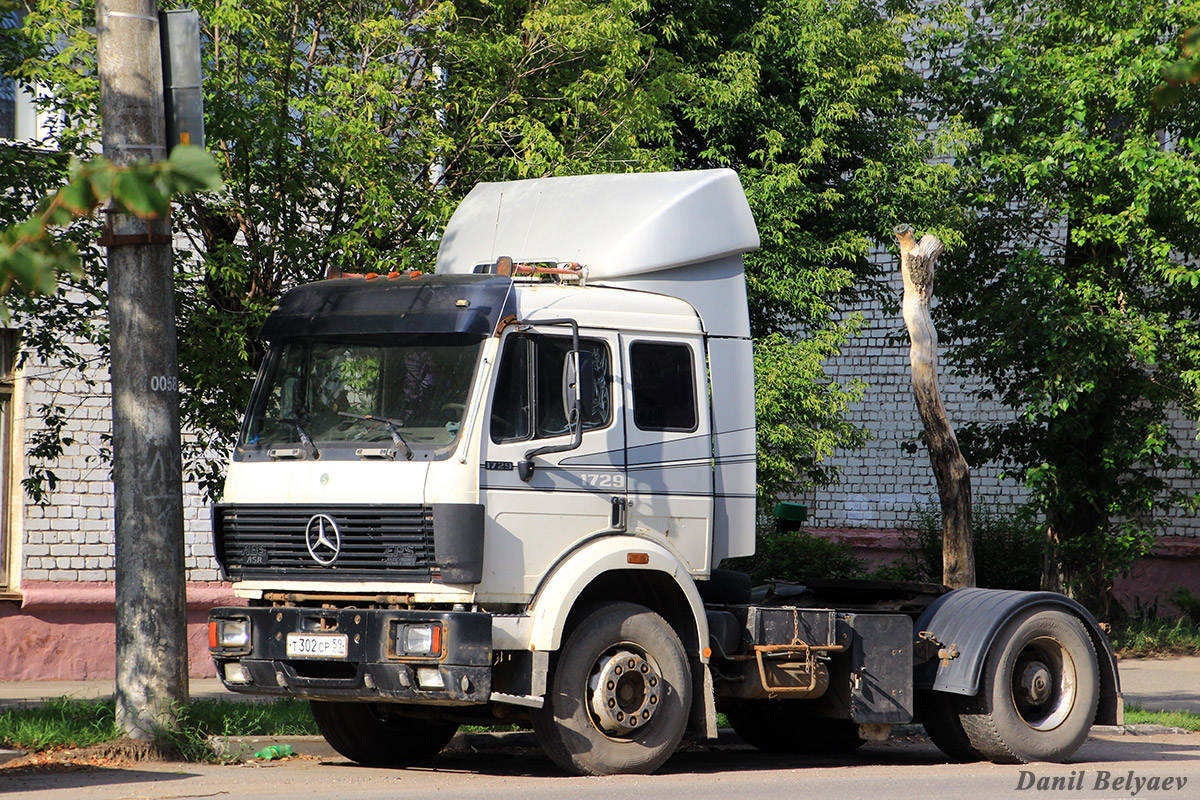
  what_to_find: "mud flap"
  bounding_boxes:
[846,613,913,724]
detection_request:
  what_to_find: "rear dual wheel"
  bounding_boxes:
[923,609,1099,764]
[917,689,981,762]
[532,602,692,775]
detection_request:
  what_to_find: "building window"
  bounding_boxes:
[0,11,16,141]
[0,10,54,144]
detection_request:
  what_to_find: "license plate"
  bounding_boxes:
[285,633,349,659]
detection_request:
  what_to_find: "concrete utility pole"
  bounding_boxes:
[97,0,189,738]
[895,225,976,590]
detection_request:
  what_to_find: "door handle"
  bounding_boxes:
[611,496,626,531]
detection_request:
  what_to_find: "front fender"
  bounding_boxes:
[914,588,1122,725]
[524,535,709,660]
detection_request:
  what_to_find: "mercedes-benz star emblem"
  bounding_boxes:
[305,514,341,566]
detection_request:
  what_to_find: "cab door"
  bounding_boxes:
[478,327,624,596]
[620,334,713,575]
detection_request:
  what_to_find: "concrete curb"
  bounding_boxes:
[7,723,1195,769]
[1122,724,1196,736]
[0,747,26,766]
[206,724,1195,763]
[207,730,545,762]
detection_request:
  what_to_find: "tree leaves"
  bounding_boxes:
[755,330,870,503]
[1153,26,1200,108]
[922,0,1200,606]
[652,0,964,502]
[0,147,221,298]
[6,0,938,508]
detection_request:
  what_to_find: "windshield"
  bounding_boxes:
[237,333,486,461]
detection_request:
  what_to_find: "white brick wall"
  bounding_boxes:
[797,266,1200,538]
[21,335,219,582]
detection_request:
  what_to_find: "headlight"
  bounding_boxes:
[404,623,443,656]
[209,618,251,651]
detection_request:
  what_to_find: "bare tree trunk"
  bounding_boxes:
[895,225,975,589]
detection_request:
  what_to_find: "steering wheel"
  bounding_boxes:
[441,402,467,421]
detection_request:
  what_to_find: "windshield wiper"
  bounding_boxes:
[337,412,414,461]
[268,416,320,460]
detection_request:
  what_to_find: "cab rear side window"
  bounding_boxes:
[630,342,697,432]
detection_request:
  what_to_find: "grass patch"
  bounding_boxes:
[179,698,317,738]
[0,697,121,752]
[1124,704,1200,732]
[1110,616,1200,658]
[1,696,318,759]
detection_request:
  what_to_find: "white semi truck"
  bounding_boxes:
[208,169,1121,775]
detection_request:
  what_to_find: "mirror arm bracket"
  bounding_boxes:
[517,317,585,482]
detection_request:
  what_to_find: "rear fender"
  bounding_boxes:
[914,588,1122,725]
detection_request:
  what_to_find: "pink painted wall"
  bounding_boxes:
[1114,537,1200,617]
[0,582,242,681]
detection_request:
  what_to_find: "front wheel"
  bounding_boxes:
[958,609,1099,764]
[310,701,459,766]
[532,602,692,775]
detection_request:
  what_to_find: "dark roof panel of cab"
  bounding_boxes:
[258,274,515,340]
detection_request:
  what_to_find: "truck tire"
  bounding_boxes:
[724,701,864,754]
[915,690,981,762]
[532,602,691,775]
[310,701,459,766]
[958,608,1099,764]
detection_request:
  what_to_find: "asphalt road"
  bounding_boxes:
[2,729,1198,800]
[1117,658,1200,714]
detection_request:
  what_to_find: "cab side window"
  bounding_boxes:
[630,342,697,432]
[491,334,611,443]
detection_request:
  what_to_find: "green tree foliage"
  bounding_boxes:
[4,0,960,508]
[0,2,217,500]
[902,504,1045,591]
[1155,27,1200,107]
[3,0,677,497]
[0,149,221,297]
[0,0,115,500]
[923,0,1200,611]
[175,0,679,495]
[728,527,865,585]
[649,0,964,501]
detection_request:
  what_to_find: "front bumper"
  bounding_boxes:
[209,606,492,705]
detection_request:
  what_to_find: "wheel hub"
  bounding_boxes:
[1018,662,1053,706]
[589,649,661,735]
[1010,636,1077,731]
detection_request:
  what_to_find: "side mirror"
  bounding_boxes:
[562,350,595,426]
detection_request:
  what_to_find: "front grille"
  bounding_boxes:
[214,504,436,582]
